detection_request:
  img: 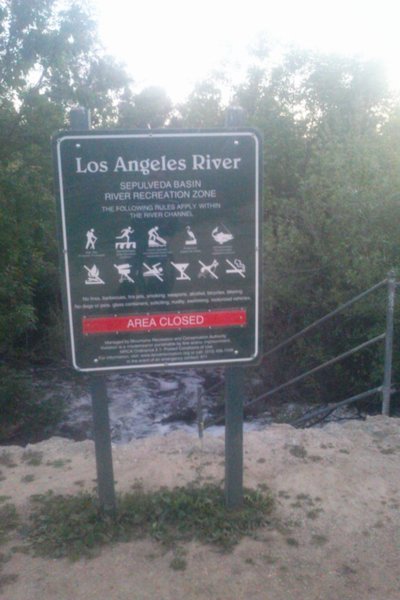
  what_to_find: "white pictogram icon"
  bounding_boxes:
[171,262,191,281]
[143,262,164,282]
[114,263,135,283]
[85,229,97,250]
[115,226,136,250]
[212,225,234,245]
[148,226,167,248]
[84,265,105,285]
[198,259,219,279]
[184,226,197,246]
[225,259,246,278]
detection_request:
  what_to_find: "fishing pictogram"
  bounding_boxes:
[212,224,234,245]
[184,226,197,246]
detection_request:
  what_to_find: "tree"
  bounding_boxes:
[0,0,130,358]
[118,86,172,129]
[176,80,224,128]
[235,50,400,403]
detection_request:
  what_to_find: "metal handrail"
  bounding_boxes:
[243,333,386,412]
[263,278,388,358]
[204,271,396,426]
[290,386,383,427]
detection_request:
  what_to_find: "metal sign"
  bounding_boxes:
[53,130,262,372]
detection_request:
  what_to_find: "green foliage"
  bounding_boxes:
[1,1,399,411]
[232,49,400,403]
[175,80,225,127]
[27,485,273,560]
[0,0,131,361]
[118,86,172,129]
[21,450,43,466]
[0,504,19,543]
[0,365,64,443]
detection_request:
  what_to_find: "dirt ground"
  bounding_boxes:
[0,415,399,600]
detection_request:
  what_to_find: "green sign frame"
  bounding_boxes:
[53,129,262,372]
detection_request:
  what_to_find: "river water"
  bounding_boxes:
[29,365,377,445]
[32,366,232,443]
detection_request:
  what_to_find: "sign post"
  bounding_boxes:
[224,106,247,510]
[224,365,244,508]
[68,108,116,515]
[90,374,116,514]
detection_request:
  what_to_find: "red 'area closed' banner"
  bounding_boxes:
[82,309,247,335]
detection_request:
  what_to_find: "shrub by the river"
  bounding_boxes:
[0,365,64,444]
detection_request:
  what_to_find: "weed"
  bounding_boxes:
[0,496,11,504]
[373,520,384,528]
[279,565,289,573]
[258,483,269,492]
[0,504,19,543]
[296,493,312,502]
[288,445,308,459]
[0,573,19,592]
[0,453,17,468]
[311,534,328,545]
[169,556,187,570]
[0,366,65,444]
[308,455,323,463]
[286,537,300,547]
[278,490,291,499]
[0,552,10,566]
[261,554,276,564]
[169,547,187,571]
[46,459,71,468]
[306,509,324,520]
[21,474,35,484]
[27,485,274,560]
[10,545,29,555]
[339,564,357,576]
[22,450,43,466]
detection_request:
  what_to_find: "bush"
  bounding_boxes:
[0,365,64,444]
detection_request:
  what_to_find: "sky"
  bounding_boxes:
[94,0,400,102]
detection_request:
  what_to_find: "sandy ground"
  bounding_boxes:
[0,415,399,600]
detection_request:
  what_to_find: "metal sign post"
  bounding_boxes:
[224,107,248,510]
[90,374,116,514]
[69,108,116,514]
[224,365,244,509]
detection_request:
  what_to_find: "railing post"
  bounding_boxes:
[382,270,396,416]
